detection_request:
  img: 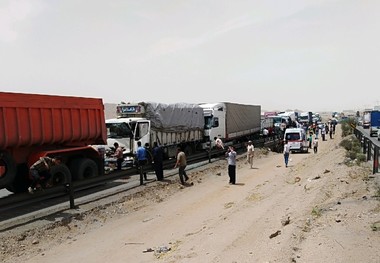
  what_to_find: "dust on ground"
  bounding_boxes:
[1,124,380,263]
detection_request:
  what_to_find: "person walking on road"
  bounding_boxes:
[174,147,189,185]
[225,146,237,184]
[283,140,290,168]
[136,141,148,183]
[246,140,254,169]
[313,138,319,153]
[152,141,164,181]
[28,156,62,194]
[308,133,313,149]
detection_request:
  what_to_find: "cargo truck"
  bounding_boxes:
[369,110,380,137]
[362,109,371,129]
[199,102,261,148]
[105,102,204,160]
[0,92,107,193]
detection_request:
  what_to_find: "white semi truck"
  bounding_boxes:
[105,102,204,159]
[199,102,261,148]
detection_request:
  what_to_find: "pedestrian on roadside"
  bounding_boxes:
[174,147,189,185]
[214,137,224,150]
[225,146,237,184]
[329,125,333,139]
[262,128,269,139]
[136,141,148,182]
[283,140,290,168]
[28,156,63,194]
[321,126,326,141]
[313,138,319,153]
[246,140,254,169]
[308,133,313,149]
[152,141,164,181]
[113,142,124,170]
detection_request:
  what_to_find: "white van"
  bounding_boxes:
[284,128,309,153]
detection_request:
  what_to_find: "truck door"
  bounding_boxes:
[134,120,151,148]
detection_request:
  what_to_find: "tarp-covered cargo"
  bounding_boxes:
[142,102,204,132]
[224,102,261,138]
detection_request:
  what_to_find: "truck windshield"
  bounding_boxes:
[204,116,218,129]
[285,132,300,141]
[106,122,133,138]
[204,116,212,129]
[270,116,282,124]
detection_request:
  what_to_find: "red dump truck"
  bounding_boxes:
[0,92,107,193]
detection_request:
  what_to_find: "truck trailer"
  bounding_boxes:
[370,110,380,137]
[0,92,107,193]
[106,102,204,159]
[199,102,261,148]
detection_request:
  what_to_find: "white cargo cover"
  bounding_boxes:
[143,102,204,132]
[224,102,261,136]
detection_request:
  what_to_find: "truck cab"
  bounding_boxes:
[200,103,226,149]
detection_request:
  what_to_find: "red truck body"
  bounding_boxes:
[0,92,107,193]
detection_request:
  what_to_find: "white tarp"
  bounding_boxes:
[143,102,204,132]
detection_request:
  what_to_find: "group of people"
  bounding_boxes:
[30,133,316,193]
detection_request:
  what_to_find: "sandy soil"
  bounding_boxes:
[1,125,380,263]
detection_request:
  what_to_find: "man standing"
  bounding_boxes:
[152,141,164,181]
[283,140,290,168]
[28,156,62,194]
[136,141,148,184]
[174,147,189,185]
[246,140,254,169]
[113,142,124,171]
[225,146,237,184]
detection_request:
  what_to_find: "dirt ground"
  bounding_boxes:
[1,124,380,263]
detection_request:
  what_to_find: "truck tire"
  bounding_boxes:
[0,151,17,188]
[5,164,29,193]
[70,158,98,181]
[50,164,71,187]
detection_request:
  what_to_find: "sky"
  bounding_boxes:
[1,0,380,112]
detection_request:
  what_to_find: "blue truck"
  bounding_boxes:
[369,110,380,137]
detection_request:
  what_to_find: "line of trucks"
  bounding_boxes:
[362,110,380,138]
[0,92,262,193]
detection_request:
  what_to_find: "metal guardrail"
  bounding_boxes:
[354,129,379,174]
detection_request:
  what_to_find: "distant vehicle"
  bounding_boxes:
[369,110,380,137]
[298,112,311,125]
[283,128,309,153]
[362,110,371,129]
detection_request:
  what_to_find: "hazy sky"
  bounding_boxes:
[1,0,379,112]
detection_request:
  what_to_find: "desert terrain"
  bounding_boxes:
[1,124,380,263]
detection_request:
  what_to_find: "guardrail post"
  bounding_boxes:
[67,174,75,209]
[373,147,379,174]
[139,166,144,185]
[362,137,366,154]
[367,140,371,161]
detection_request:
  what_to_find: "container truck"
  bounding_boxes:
[105,102,204,160]
[199,102,261,148]
[0,92,107,193]
[369,110,380,137]
[362,109,371,129]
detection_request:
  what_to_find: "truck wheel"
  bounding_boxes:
[5,164,29,193]
[50,164,71,186]
[70,158,98,180]
[0,151,17,188]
